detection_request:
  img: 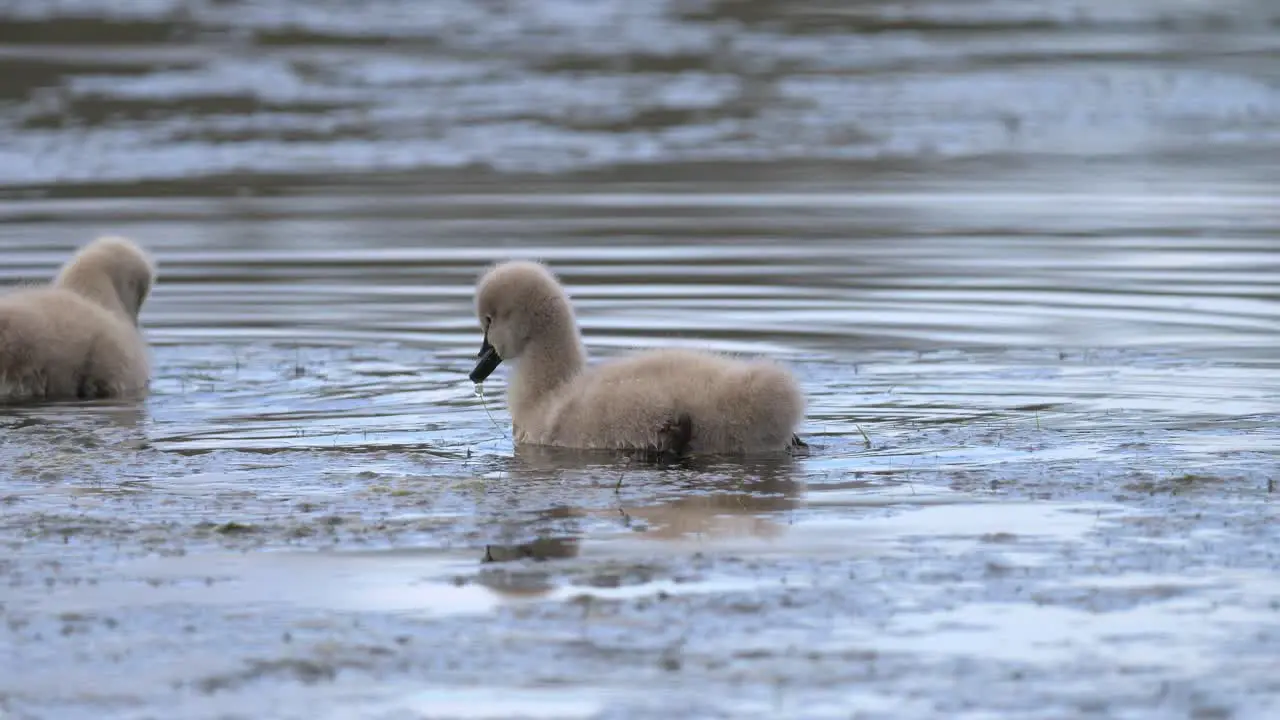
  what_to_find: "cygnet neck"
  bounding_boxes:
[57,268,130,321]
[516,322,586,399]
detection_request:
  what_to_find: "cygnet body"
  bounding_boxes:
[470,261,805,456]
[0,236,155,403]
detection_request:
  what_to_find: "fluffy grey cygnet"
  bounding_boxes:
[0,235,155,403]
[469,260,806,457]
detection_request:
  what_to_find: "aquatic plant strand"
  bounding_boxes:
[474,382,509,438]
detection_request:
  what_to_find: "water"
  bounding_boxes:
[2,1,1279,718]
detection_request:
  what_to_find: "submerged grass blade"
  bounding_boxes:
[475,382,508,438]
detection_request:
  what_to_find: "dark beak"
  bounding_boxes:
[470,336,503,383]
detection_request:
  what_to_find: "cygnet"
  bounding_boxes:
[469,260,806,457]
[0,235,155,403]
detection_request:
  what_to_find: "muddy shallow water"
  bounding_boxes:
[2,1,1280,719]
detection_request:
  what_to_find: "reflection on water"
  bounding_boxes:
[2,188,1277,355]
[2,0,1279,718]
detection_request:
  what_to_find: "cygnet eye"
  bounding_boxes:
[483,315,493,330]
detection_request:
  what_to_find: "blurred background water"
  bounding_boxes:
[1,1,1278,719]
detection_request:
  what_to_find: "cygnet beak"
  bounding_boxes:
[470,336,503,383]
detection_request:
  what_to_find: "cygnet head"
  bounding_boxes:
[470,260,580,383]
[54,235,155,323]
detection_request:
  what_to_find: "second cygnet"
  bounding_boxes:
[0,235,155,403]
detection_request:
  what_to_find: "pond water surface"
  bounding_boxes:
[1,1,1279,719]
